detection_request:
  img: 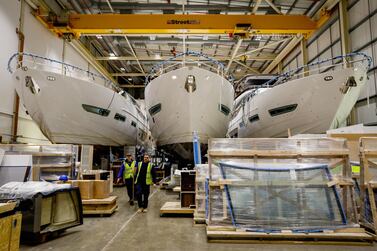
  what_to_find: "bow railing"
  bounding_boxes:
[8,52,122,92]
[145,50,234,85]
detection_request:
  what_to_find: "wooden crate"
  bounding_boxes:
[81,170,113,193]
[82,196,118,216]
[93,180,110,199]
[359,137,377,234]
[206,138,363,243]
[0,212,22,251]
[70,180,94,200]
[206,226,373,245]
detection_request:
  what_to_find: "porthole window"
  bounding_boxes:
[268,104,298,117]
[219,104,230,116]
[149,103,162,116]
[248,114,260,123]
[114,113,126,122]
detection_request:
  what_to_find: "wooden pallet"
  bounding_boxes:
[206,227,374,245]
[82,196,118,216]
[193,212,206,225]
[173,186,181,192]
[160,202,194,216]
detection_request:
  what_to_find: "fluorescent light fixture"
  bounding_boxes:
[203,35,208,41]
[128,77,133,81]
[120,67,126,71]
[150,36,156,41]
[96,35,103,39]
[109,53,116,57]
[154,54,161,59]
[255,35,262,41]
[109,56,118,60]
[171,75,177,80]
[236,68,241,72]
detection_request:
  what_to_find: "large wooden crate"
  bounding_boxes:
[206,138,367,244]
[359,137,377,234]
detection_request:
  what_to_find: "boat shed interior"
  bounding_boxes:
[1,0,377,250]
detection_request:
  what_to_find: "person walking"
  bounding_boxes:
[135,154,157,213]
[117,153,136,205]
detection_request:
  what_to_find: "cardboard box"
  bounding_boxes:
[93,180,110,199]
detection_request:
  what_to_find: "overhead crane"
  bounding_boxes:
[35,12,331,39]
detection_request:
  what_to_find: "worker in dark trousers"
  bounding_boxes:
[135,154,157,213]
[117,153,136,205]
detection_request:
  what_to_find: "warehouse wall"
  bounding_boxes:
[0,1,101,143]
[278,0,377,125]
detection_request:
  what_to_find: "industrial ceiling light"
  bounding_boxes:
[128,77,133,81]
[154,54,162,59]
[150,36,156,41]
[120,67,126,71]
[96,35,103,39]
[109,53,117,60]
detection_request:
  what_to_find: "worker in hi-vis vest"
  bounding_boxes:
[117,153,136,205]
[134,153,157,213]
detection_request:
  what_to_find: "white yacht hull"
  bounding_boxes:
[229,66,367,138]
[145,67,234,147]
[13,68,149,146]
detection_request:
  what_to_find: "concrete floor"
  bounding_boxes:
[21,187,377,251]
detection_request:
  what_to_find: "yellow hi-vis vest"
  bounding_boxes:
[123,160,136,179]
[135,162,152,185]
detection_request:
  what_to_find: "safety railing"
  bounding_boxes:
[263,52,372,88]
[7,52,122,92]
[145,50,234,85]
[234,52,372,107]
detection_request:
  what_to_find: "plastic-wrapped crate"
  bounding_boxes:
[359,137,377,232]
[207,138,358,232]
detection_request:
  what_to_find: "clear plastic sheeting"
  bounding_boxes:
[195,164,220,218]
[0,181,71,201]
[207,138,356,232]
[212,163,346,230]
[0,144,77,181]
[208,138,348,153]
